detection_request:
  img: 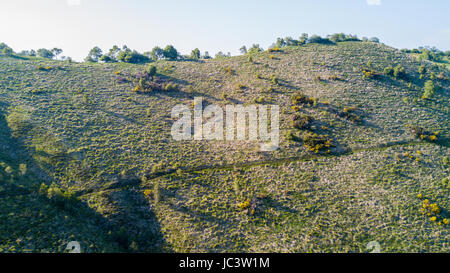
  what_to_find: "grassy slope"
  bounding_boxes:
[0,41,448,252]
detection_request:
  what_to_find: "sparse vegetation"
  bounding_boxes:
[0,37,448,253]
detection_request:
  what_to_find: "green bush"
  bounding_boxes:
[40,183,78,210]
[164,83,178,92]
[418,65,426,75]
[383,66,394,76]
[393,65,406,79]
[163,45,179,60]
[308,35,333,44]
[270,75,279,85]
[190,48,200,60]
[422,80,436,99]
[117,49,150,64]
[292,115,312,130]
[303,132,332,153]
[146,65,157,78]
[85,46,103,63]
[37,48,55,59]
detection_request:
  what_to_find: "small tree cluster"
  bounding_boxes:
[0,42,14,56]
[147,45,180,61]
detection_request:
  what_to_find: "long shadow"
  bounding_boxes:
[0,109,170,253]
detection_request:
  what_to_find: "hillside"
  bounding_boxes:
[0,41,448,253]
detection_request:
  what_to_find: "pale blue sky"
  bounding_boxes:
[0,0,449,61]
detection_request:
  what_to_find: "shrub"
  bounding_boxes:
[116,76,128,84]
[164,83,178,92]
[418,65,426,75]
[235,83,246,91]
[270,75,279,85]
[329,33,360,43]
[268,47,281,53]
[37,65,53,71]
[383,66,394,76]
[237,198,251,210]
[436,72,447,81]
[6,110,33,136]
[99,54,114,63]
[393,65,406,79]
[329,75,341,81]
[146,65,157,78]
[338,107,362,124]
[253,97,266,104]
[39,183,49,196]
[362,69,377,79]
[43,183,78,209]
[422,80,436,99]
[292,93,315,105]
[308,35,333,44]
[292,114,312,130]
[224,67,233,75]
[286,130,297,141]
[303,132,332,153]
[117,49,150,64]
[409,126,439,142]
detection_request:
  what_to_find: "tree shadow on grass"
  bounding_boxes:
[0,110,170,253]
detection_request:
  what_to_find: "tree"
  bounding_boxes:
[150,46,165,61]
[0,43,14,56]
[215,51,227,59]
[99,45,120,63]
[19,49,36,56]
[163,45,179,60]
[0,43,9,51]
[37,48,55,59]
[85,46,103,62]
[248,44,263,54]
[203,51,211,59]
[51,48,63,59]
[239,46,247,54]
[393,65,406,79]
[190,48,200,60]
[298,33,309,45]
[99,55,113,63]
[284,37,298,46]
[108,45,121,61]
[2,47,13,56]
[369,37,380,43]
[275,38,286,48]
[308,35,333,44]
[329,33,346,43]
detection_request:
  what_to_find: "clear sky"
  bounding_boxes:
[0,0,449,61]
